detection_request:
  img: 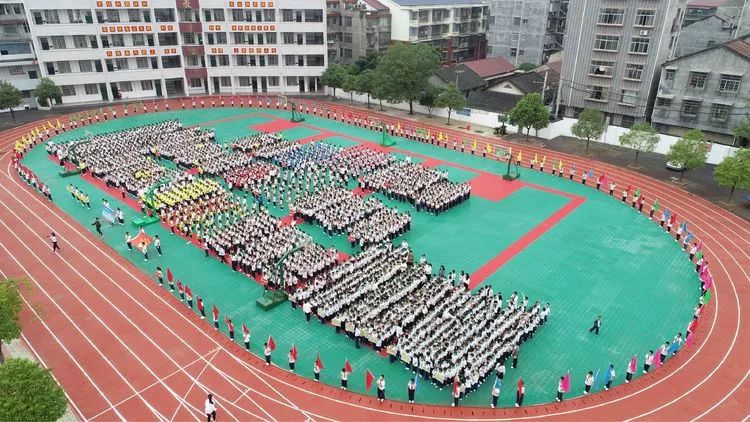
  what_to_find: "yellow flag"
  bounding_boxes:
[397,122,401,131]
[517,150,523,162]
[533,153,538,163]
[56,119,61,128]
[34,127,40,136]
[47,120,54,128]
[472,140,477,150]
[558,160,563,170]
[542,155,546,165]
[42,122,47,130]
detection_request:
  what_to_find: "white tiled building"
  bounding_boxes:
[0,0,325,107]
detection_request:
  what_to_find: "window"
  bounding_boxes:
[136,57,149,69]
[79,60,93,72]
[286,76,298,86]
[511,32,519,41]
[665,69,676,81]
[619,90,638,106]
[220,76,231,87]
[44,10,60,24]
[57,61,71,73]
[267,55,278,66]
[710,103,731,121]
[106,10,120,23]
[513,17,521,26]
[594,35,619,51]
[214,9,225,21]
[681,99,701,116]
[268,76,279,86]
[238,76,251,86]
[635,10,656,27]
[190,78,202,88]
[84,83,98,95]
[587,85,609,101]
[510,48,518,57]
[51,36,67,49]
[128,9,142,22]
[655,97,672,108]
[8,65,24,75]
[718,74,741,93]
[61,85,76,96]
[141,80,153,90]
[284,55,297,66]
[624,63,644,80]
[111,34,125,47]
[73,35,88,48]
[630,37,650,54]
[132,34,145,46]
[688,71,708,89]
[343,33,352,43]
[283,32,295,44]
[598,8,624,25]
[119,81,133,92]
[282,9,294,22]
[707,40,716,48]
[588,60,614,77]
[115,58,129,70]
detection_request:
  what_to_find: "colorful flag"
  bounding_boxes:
[680,221,688,232]
[593,368,602,391]
[587,169,594,177]
[663,209,671,221]
[212,305,219,321]
[517,150,523,162]
[603,364,613,386]
[628,355,638,374]
[102,203,116,224]
[534,153,538,163]
[685,232,694,243]
[452,375,460,397]
[267,335,276,351]
[704,274,714,291]
[315,354,324,370]
[344,359,352,373]
[653,199,660,211]
[542,155,546,165]
[562,371,571,392]
[667,341,679,355]
[703,290,712,303]
[167,268,173,282]
[626,185,632,194]
[290,345,298,361]
[685,332,694,347]
[365,370,375,390]
[696,240,703,251]
[242,322,249,336]
[653,348,662,369]
[184,285,192,299]
[493,376,502,390]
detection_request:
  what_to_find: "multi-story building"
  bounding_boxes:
[652,35,750,146]
[486,0,567,66]
[326,0,390,65]
[559,0,686,127]
[8,0,325,106]
[683,0,744,25]
[674,0,749,57]
[0,2,40,109]
[378,0,488,64]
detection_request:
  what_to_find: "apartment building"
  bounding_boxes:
[0,2,40,109]
[486,0,567,66]
[6,0,325,106]
[559,0,687,127]
[326,0,390,65]
[652,35,750,146]
[674,0,749,57]
[378,0,488,64]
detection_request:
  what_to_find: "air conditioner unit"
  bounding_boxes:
[639,30,649,36]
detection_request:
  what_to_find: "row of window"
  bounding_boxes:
[667,70,743,93]
[207,54,324,67]
[598,8,656,27]
[29,8,324,25]
[589,60,644,81]
[59,80,153,97]
[594,34,651,54]
[656,98,734,122]
[585,85,639,106]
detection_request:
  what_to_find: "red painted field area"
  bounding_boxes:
[1,97,748,421]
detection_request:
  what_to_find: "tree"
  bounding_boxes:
[733,116,750,144]
[0,358,67,421]
[0,278,22,364]
[371,69,395,112]
[508,93,549,140]
[618,122,659,165]
[435,83,467,125]
[342,72,358,104]
[34,77,61,108]
[571,109,606,155]
[354,69,376,108]
[0,81,22,123]
[497,113,509,135]
[713,148,750,203]
[376,43,441,115]
[518,63,537,72]
[666,129,709,181]
[352,51,380,74]
[418,85,441,118]
[320,64,350,101]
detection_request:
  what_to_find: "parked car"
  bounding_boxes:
[666,161,685,171]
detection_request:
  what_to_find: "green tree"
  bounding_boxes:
[666,129,709,181]
[371,69,394,111]
[713,148,750,203]
[354,69,376,108]
[418,85,441,118]
[508,93,549,140]
[34,77,61,108]
[435,83,467,125]
[0,81,23,123]
[734,116,750,144]
[320,64,350,101]
[0,278,22,364]
[342,72,358,104]
[352,51,380,74]
[618,122,659,165]
[571,109,606,155]
[497,113,509,135]
[518,63,537,72]
[376,43,441,115]
[0,358,67,421]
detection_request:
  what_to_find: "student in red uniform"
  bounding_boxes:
[226,317,235,340]
[197,296,206,319]
[185,285,193,308]
[212,305,219,330]
[515,378,525,407]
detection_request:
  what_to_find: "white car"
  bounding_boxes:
[666,161,685,171]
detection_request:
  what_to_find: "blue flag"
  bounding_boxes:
[667,341,680,355]
[680,221,688,232]
[593,368,601,391]
[494,376,502,390]
[101,204,115,224]
[587,169,594,177]
[603,364,613,385]
[685,232,694,243]
[664,209,671,220]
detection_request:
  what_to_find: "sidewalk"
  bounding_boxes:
[331,97,750,221]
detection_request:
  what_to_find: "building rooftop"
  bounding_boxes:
[435,64,487,92]
[388,0,485,6]
[462,57,516,79]
[665,35,750,64]
[687,0,727,8]
[361,0,389,10]
[488,71,545,95]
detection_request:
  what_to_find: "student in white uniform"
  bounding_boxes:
[204,393,217,422]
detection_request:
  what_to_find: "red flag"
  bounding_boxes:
[290,345,298,360]
[689,318,700,334]
[653,348,662,369]
[242,323,249,336]
[167,268,173,282]
[365,370,375,390]
[670,213,677,225]
[315,354,324,370]
[197,297,204,312]
[628,355,638,373]
[626,184,632,194]
[598,173,606,184]
[686,331,695,347]
[212,305,219,321]
[226,317,234,333]
[184,285,192,299]
[562,371,571,392]
[267,335,276,351]
[452,375,460,397]
[177,280,183,294]
[344,359,352,373]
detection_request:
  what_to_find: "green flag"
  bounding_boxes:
[653,199,660,211]
[703,290,711,303]
[634,189,641,198]
[696,251,703,261]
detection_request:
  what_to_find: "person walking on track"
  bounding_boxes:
[204,393,217,422]
[91,217,103,237]
[49,232,60,253]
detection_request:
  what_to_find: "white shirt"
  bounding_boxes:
[204,399,216,414]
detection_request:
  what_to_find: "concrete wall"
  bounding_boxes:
[487,0,548,66]
[674,15,735,58]
[332,87,738,164]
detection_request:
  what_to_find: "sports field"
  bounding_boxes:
[20,107,696,407]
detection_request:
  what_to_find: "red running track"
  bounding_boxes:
[0,97,748,421]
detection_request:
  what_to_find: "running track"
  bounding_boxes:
[0,97,748,421]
